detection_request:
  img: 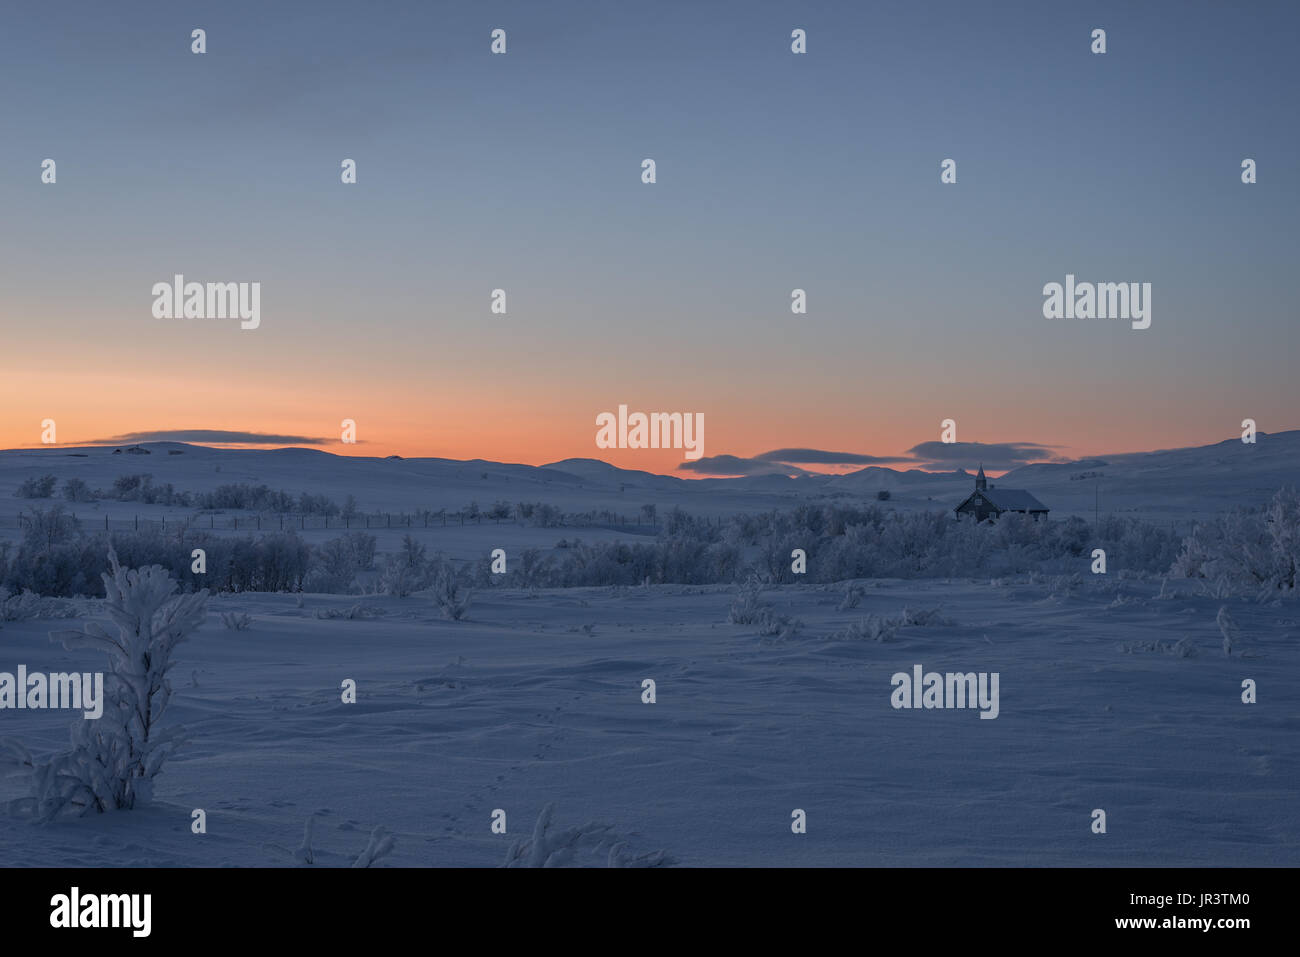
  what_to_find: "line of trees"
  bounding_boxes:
[4,490,1296,600]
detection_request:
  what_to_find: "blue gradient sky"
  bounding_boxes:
[1,0,1296,474]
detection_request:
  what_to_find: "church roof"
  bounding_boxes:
[980,487,1047,510]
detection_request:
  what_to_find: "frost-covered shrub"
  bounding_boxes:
[3,518,311,598]
[1217,606,1241,656]
[2,508,103,598]
[1048,572,1083,599]
[836,615,897,642]
[0,587,80,621]
[728,576,767,625]
[834,607,953,641]
[838,583,864,610]
[295,814,317,865]
[378,555,415,597]
[220,611,252,630]
[898,606,954,627]
[307,532,376,593]
[314,603,386,620]
[352,826,396,868]
[756,610,802,638]
[727,576,800,637]
[1119,637,1196,657]
[1,552,208,820]
[15,474,57,499]
[1171,488,1300,598]
[378,535,429,597]
[188,483,335,515]
[0,588,43,621]
[431,559,472,620]
[61,478,94,503]
[107,474,190,506]
[253,532,311,592]
[502,803,673,868]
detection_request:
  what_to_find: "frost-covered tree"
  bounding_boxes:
[1265,486,1300,593]
[430,558,472,620]
[1,551,208,820]
[1171,488,1300,597]
[379,535,429,597]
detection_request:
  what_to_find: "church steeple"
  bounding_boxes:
[975,463,987,491]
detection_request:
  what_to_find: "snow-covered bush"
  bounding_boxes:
[15,474,57,499]
[727,575,800,637]
[1118,637,1196,657]
[1,588,44,622]
[1,551,208,820]
[728,575,767,624]
[61,478,94,502]
[294,815,317,865]
[220,611,252,630]
[756,609,802,638]
[838,583,865,610]
[314,603,386,620]
[3,517,313,598]
[0,587,81,621]
[377,555,415,597]
[431,559,472,620]
[2,507,103,597]
[305,532,376,593]
[898,606,954,627]
[1171,489,1300,598]
[352,825,396,868]
[502,803,673,868]
[836,614,897,642]
[1217,606,1241,656]
[378,535,429,597]
[834,607,953,641]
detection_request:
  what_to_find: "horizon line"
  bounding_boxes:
[2,429,1291,481]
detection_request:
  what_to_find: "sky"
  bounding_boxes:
[1,0,1297,477]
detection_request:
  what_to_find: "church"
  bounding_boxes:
[953,465,1049,522]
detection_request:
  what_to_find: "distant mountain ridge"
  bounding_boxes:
[0,432,1295,521]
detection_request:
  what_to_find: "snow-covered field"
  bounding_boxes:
[2,577,1294,866]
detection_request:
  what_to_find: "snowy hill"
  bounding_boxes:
[0,431,1296,524]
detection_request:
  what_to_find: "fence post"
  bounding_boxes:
[135,515,138,530]
[106,515,109,530]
